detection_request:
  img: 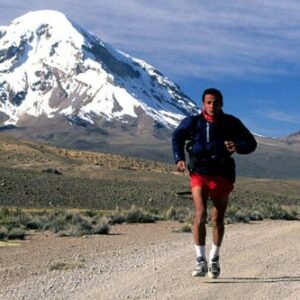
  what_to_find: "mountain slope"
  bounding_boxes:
[234,135,300,179]
[0,10,197,130]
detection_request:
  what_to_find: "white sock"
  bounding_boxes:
[209,243,220,261]
[194,245,206,259]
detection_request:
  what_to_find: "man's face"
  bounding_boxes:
[202,94,222,116]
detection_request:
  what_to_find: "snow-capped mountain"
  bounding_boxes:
[0,10,198,131]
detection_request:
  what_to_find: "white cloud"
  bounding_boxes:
[259,110,300,125]
[1,0,300,79]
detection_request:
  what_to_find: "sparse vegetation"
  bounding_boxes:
[173,224,192,233]
[0,208,111,240]
[0,224,26,240]
[1,190,298,240]
[0,135,299,240]
[0,206,160,240]
[109,205,158,224]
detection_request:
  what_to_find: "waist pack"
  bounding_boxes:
[187,154,236,183]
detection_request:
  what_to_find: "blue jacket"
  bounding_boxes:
[172,112,257,182]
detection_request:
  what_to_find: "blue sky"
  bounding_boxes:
[1,0,299,137]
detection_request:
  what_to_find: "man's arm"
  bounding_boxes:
[172,116,193,169]
[232,118,257,154]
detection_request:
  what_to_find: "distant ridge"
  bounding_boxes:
[278,131,300,144]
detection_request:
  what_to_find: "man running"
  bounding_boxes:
[172,88,257,278]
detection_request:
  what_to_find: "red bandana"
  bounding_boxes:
[202,110,216,123]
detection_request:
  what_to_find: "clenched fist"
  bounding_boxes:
[224,140,237,153]
[176,160,186,172]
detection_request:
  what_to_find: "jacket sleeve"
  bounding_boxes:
[232,118,257,154]
[172,116,193,163]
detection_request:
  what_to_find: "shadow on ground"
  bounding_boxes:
[204,276,300,284]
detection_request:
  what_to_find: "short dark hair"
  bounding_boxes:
[202,88,223,106]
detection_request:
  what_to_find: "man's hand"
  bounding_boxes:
[176,160,186,172]
[224,140,237,153]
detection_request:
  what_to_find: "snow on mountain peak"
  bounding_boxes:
[0,10,198,129]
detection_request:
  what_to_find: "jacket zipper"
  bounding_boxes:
[206,122,210,143]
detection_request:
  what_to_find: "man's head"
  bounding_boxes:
[202,88,223,116]
[202,88,223,106]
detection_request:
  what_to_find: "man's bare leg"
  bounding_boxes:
[208,196,228,279]
[191,186,209,276]
[211,197,228,247]
[192,186,208,245]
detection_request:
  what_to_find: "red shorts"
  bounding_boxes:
[190,173,234,199]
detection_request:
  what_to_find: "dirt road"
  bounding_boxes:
[0,220,299,299]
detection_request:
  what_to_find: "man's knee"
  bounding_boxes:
[211,216,224,228]
[194,209,207,225]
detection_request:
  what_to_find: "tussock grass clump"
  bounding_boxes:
[164,206,193,223]
[45,212,110,237]
[0,208,111,239]
[109,205,158,224]
[58,215,110,237]
[57,225,83,237]
[173,224,192,233]
[93,219,110,234]
[268,205,299,220]
[165,206,177,220]
[249,210,264,221]
[7,228,26,240]
[109,206,194,225]
[82,210,98,218]
[0,207,10,218]
[0,226,26,240]
[0,226,8,240]
[225,200,299,223]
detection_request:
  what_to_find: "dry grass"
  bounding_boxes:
[0,134,299,240]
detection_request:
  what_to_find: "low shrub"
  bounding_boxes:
[165,206,177,220]
[0,208,111,238]
[93,219,110,235]
[0,226,8,240]
[173,224,192,233]
[7,228,26,240]
[164,206,192,223]
[125,206,157,223]
[109,205,157,224]
[0,191,298,239]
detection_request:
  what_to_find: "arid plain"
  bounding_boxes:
[0,133,299,299]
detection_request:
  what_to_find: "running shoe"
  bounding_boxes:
[208,256,220,279]
[192,257,208,277]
